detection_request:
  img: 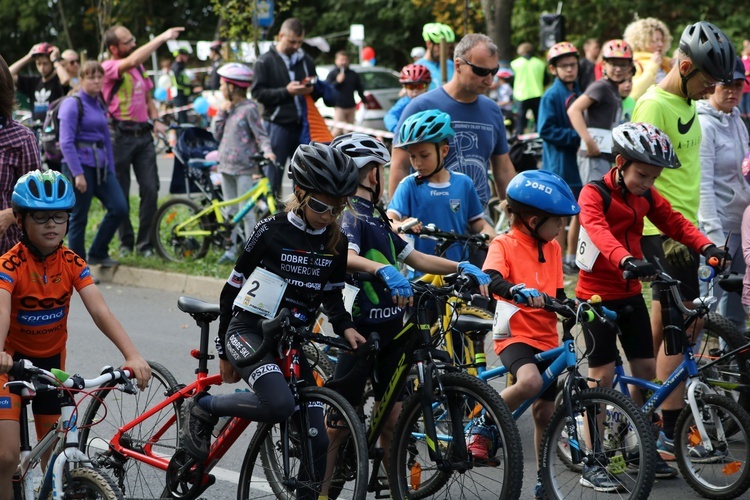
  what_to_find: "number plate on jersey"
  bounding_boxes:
[233,268,288,318]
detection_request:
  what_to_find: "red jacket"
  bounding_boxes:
[575,169,712,300]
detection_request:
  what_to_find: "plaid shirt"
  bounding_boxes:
[0,119,40,254]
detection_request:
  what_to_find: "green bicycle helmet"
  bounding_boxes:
[395,110,454,149]
[12,170,75,213]
[422,23,455,44]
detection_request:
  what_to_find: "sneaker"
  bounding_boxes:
[534,480,548,500]
[654,453,678,478]
[87,256,120,267]
[686,440,728,464]
[579,465,623,492]
[466,419,501,465]
[119,246,133,257]
[466,433,493,461]
[656,431,676,461]
[138,248,155,258]
[181,396,218,461]
[562,261,579,275]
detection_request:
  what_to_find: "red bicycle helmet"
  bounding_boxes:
[602,39,633,60]
[547,42,579,64]
[399,64,432,84]
[496,69,514,79]
[31,43,54,58]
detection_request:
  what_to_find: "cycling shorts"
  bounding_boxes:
[332,318,409,407]
[581,294,653,367]
[499,342,557,402]
[0,349,66,422]
[641,234,700,301]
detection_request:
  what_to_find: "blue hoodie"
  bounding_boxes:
[537,77,582,191]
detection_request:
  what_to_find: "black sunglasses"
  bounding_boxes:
[459,57,499,77]
[29,211,70,224]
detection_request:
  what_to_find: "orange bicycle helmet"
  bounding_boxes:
[602,39,633,60]
[547,42,579,64]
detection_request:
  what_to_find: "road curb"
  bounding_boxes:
[93,265,224,301]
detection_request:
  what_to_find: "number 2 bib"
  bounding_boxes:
[233,268,288,318]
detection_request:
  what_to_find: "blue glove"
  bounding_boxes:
[510,283,541,305]
[457,261,491,286]
[375,266,413,299]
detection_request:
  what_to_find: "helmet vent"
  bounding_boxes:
[28,180,40,198]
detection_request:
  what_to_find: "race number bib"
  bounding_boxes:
[492,300,520,340]
[342,283,360,315]
[575,226,601,272]
[233,268,288,318]
[580,128,613,154]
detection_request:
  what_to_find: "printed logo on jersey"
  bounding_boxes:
[677,112,696,135]
[62,249,86,268]
[0,272,13,284]
[228,269,245,288]
[79,267,91,280]
[450,199,461,213]
[0,397,12,409]
[280,248,334,290]
[17,306,65,326]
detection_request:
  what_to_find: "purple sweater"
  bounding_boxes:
[59,91,115,177]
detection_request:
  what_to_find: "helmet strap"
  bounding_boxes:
[415,144,445,185]
[680,67,700,103]
[516,212,549,262]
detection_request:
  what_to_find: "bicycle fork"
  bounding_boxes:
[686,378,721,453]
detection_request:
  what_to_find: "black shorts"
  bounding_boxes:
[499,343,557,402]
[332,318,409,407]
[582,294,654,368]
[641,234,700,300]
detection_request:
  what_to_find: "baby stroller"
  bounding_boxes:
[169,126,221,200]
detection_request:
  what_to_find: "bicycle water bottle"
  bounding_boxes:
[212,388,251,437]
[660,288,685,356]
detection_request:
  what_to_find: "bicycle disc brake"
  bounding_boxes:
[166,449,211,499]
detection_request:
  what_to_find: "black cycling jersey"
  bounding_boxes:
[217,211,354,355]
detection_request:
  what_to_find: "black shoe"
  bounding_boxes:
[562,261,579,275]
[654,453,678,478]
[181,396,218,461]
[87,256,120,267]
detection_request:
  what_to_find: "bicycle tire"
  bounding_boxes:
[389,371,523,500]
[302,342,335,385]
[152,198,212,262]
[238,385,368,500]
[540,386,655,500]
[674,393,750,499]
[57,467,124,500]
[78,361,181,500]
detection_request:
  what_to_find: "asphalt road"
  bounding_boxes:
[60,282,704,499]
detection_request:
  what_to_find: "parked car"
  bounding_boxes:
[315,64,402,132]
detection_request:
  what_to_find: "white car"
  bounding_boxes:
[315,64,402,132]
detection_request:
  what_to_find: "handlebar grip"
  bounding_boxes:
[623,270,637,280]
[708,256,719,267]
[9,360,30,379]
[236,309,291,368]
[398,219,420,233]
[600,306,617,322]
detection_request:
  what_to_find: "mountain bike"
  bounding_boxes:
[9,359,129,499]
[77,297,368,499]
[151,157,278,262]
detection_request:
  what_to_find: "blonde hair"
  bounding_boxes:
[623,18,672,53]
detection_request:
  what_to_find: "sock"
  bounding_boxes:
[661,409,682,439]
[196,392,214,412]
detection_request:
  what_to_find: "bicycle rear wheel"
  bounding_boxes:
[152,198,212,262]
[78,361,181,499]
[540,387,655,500]
[389,371,523,499]
[238,385,368,500]
[674,393,750,499]
[61,467,124,499]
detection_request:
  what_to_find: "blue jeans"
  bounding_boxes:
[65,165,128,261]
[264,120,302,198]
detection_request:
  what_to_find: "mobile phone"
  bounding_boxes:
[304,76,317,87]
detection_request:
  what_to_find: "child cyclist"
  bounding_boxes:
[0,170,151,498]
[383,64,431,133]
[482,169,583,498]
[322,133,490,487]
[180,143,365,498]
[576,122,728,473]
[386,109,494,272]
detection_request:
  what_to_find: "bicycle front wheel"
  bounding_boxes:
[389,371,523,500]
[78,361,181,499]
[238,385,368,500]
[152,198,212,262]
[540,387,655,500]
[62,467,124,499]
[674,393,750,499]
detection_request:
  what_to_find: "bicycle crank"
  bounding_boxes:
[166,449,214,499]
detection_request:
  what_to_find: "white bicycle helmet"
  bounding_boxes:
[217,63,254,88]
[330,133,391,169]
[612,122,680,169]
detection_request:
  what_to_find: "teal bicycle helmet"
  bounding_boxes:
[506,170,580,217]
[12,170,75,213]
[422,23,455,44]
[395,110,454,149]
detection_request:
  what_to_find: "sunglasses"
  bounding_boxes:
[67,59,80,64]
[404,82,429,90]
[459,57,499,77]
[29,212,70,224]
[306,197,346,216]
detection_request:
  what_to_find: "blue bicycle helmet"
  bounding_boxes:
[506,170,580,217]
[12,170,75,212]
[395,110,454,148]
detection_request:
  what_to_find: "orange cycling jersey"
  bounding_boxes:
[0,243,95,357]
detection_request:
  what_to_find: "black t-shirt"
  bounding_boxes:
[218,211,355,344]
[17,74,69,123]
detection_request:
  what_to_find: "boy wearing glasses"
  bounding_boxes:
[384,64,431,133]
[0,170,151,496]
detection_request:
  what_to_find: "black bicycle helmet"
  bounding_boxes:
[289,142,359,198]
[679,21,736,84]
[611,122,680,169]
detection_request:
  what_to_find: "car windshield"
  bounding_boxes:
[359,71,400,90]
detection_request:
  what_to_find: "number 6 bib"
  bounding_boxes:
[233,268,288,319]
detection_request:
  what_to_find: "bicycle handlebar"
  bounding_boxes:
[400,223,490,247]
[7,360,136,394]
[525,295,617,324]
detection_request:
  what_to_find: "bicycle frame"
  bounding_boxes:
[172,177,277,239]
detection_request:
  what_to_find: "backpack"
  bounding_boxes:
[40,95,83,163]
[589,178,653,214]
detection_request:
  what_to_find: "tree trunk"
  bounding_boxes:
[482,0,515,63]
[56,0,74,50]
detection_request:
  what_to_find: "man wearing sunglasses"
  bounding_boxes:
[390,33,515,214]
[61,50,81,92]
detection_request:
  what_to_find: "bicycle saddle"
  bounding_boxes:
[178,296,221,315]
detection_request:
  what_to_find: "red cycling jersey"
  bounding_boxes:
[0,243,95,358]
